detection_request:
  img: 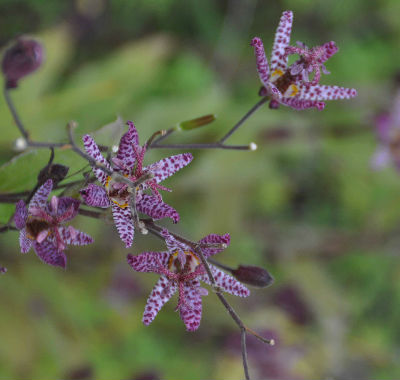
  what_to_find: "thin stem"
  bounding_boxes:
[78,208,104,219]
[207,258,234,272]
[0,225,18,233]
[3,86,29,140]
[151,142,252,150]
[219,96,268,144]
[241,330,250,380]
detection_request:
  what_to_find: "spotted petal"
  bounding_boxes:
[19,229,32,253]
[58,226,93,246]
[146,153,193,184]
[54,197,80,221]
[270,10,293,71]
[160,229,189,254]
[281,96,325,110]
[112,204,134,248]
[14,200,28,229]
[179,279,203,331]
[82,134,111,185]
[80,184,111,208]
[143,276,177,326]
[28,179,52,214]
[33,240,66,268]
[201,266,250,297]
[251,37,270,86]
[137,194,179,223]
[318,41,338,64]
[197,233,230,258]
[127,251,169,273]
[115,121,139,174]
[297,83,357,101]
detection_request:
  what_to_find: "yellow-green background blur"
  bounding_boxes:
[1,0,400,379]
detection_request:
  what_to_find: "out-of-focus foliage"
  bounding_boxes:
[1,0,400,379]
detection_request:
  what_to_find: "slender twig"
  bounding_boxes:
[150,97,267,151]
[151,142,253,150]
[3,86,29,140]
[218,96,268,144]
[0,225,18,233]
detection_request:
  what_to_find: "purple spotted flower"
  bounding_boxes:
[251,10,357,110]
[80,121,193,248]
[371,89,400,171]
[14,179,93,268]
[127,230,250,331]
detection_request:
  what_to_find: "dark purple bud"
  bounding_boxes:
[231,265,274,288]
[2,38,43,89]
[258,86,268,97]
[269,99,280,109]
[38,163,69,187]
[0,266,7,274]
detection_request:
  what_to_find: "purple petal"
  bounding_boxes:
[33,240,66,268]
[137,195,179,223]
[146,153,193,184]
[19,229,32,253]
[250,37,270,87]
[160,229,189,254]
[281,97,325,110]
[112,204,134,248]
[115,121,139,174]
[82,134,111,185]
[28,179,52,214]
[318,41,338,64]
[143,276,177,326]
[179,280,203,331]
[201,266,250,297]
[58,226,93,246]
[371,146,390,170]
[14,200,28,229]
[297,83,358,101]
[80,184,111,208]
[197,233,230,258]
[270,10,293,71]
[55,197,80,221]
[127,251,169,273]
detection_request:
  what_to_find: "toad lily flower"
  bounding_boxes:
[14,179,93,268]
[80,121,193,248]
[127,230,250,331]
[251,10,357,110]
[371,89,400,171]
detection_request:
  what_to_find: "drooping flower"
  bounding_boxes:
[371,89,400,171]
[2,38,43,89]
[250,11,357,110]
[127,230,250,331]
[80,121,193,248]
[14,179,93,268]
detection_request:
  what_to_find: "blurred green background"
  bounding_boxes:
[1,0,400,379]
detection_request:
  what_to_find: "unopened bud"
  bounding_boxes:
[176,114,216,131]
[0,267,7,274]
[231,265,274,288]
[38,163,69,187]
[2,38,43,89]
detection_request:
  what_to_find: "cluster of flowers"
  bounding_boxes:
[14,121,250,331]
[9,10,358,332]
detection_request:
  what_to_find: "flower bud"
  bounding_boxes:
[176,114,216,131]
[231,265,274,288]
[38,163,69,187]
[0,267,7,274]
[2,38,43,89]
